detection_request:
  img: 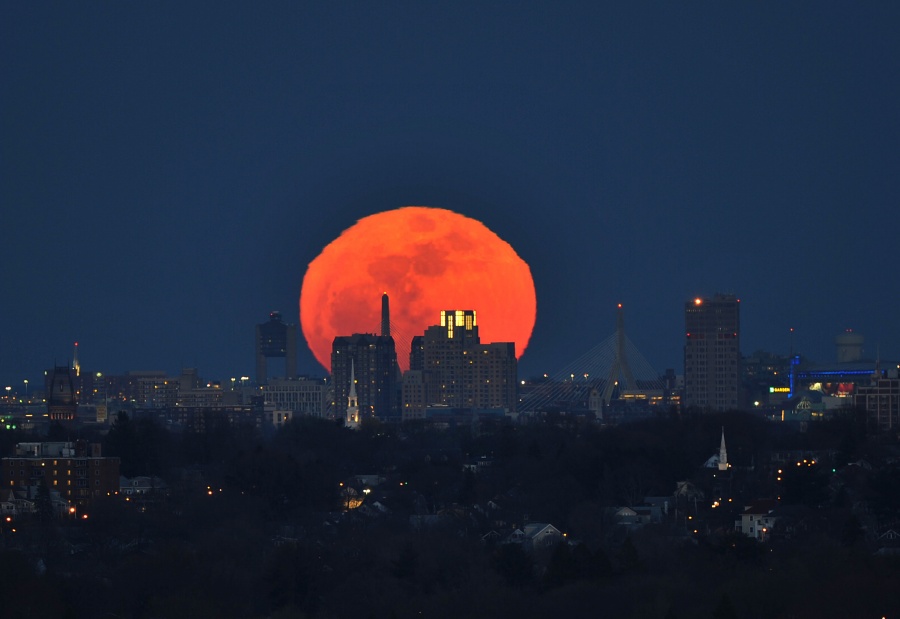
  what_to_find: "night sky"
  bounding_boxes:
[3,3,899,389]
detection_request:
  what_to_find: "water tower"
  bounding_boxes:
[835,330,864,363]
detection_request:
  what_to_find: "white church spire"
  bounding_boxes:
[718,427,728,471]
[346,359,360,430]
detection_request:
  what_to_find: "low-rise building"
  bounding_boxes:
[1,441,120,511]
[855,367,900,433]
[262,377,327,418]
[735,499,778,541]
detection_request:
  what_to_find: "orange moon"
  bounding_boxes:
[300,206,536,373]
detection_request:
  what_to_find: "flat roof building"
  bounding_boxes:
[403,310,516,421]
[684,294,741,411]
[1,441,120,511]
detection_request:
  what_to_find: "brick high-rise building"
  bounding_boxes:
[1,441,120,512]
[684,294,741,411]
[402,310,517,421]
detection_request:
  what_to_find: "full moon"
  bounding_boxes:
[300,206,536,373]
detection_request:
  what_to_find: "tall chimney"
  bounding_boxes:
[381,293,390,337]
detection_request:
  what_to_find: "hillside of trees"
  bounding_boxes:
[1,409,898,619]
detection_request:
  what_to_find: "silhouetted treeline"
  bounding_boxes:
[1,409,898,618]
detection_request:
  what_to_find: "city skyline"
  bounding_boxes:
[0,297,890,396]
[3,3,899,385]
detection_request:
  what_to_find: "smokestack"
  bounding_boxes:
[381,293,390,337]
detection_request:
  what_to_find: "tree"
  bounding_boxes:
[617,535,642,573]
[392,541,419,583]
[492,543,533,587]
[840,515,864,547]
[544,542,578,588]
[103,412,140,476]
[712,593,737,619]
[34,481,56,524]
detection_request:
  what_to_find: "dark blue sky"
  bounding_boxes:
[2,2,898,388]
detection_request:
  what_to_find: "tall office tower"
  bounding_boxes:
[409,335,425,371]
[404,310,517,420]
[684,294,741,411]
[256,311,298,385]
[331,333,399,420]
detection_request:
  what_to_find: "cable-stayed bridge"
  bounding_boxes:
[368,302,669,421]
[517,305,668,417]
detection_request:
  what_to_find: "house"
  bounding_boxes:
[736,499,779,541]
[1,486,69,517]
[614,506,643,528]
[119,476,168,496]
[0,488,35,516]
[875,529,900,556]
[614,497,670,528]
[462,456,492,474]
[504,528,526,544]
[352,474,385,487]
[523,522,563,549]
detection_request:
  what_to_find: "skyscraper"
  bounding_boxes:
[255,312,298,385]
[331,333,399,420]
[684,294,741,411]
[402,310,517,421]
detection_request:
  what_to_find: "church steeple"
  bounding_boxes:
[346,359,360,430]
[718,427,728,471]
